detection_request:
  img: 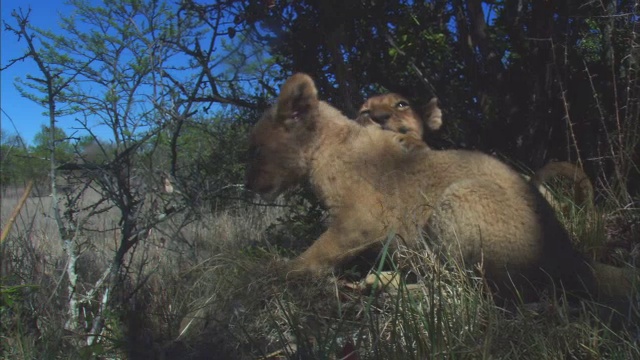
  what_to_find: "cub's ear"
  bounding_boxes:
[276,73,319,121]
[423,97,442,131]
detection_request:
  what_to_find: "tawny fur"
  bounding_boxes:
[356,93,442,142]
[358,93,594,214]
[530,161,594,212]
[245,73,635,305]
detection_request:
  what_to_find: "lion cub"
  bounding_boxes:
[245,73,634,304]
[356,93,442,142]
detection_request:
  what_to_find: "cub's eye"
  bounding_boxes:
[359,110,371,118]
[395,101,410,109]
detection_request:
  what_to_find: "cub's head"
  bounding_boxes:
[245,73,320,201]
[356,94,442,141]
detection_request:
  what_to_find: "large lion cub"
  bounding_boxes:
[245,73,633,303]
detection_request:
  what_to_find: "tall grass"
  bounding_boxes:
[1,176,639,359]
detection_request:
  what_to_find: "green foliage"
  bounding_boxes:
[0,129,67,186]
[31,124,74,164]
[1,126,76,187]
[138,109,255,210]
[1,133,30,186]
[247,0,639,199]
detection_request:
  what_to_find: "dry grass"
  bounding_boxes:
[1,181,639,359]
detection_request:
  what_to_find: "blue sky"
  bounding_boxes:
[1,0,265,147]
[1,0,109,145]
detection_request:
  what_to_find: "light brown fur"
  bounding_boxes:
[356,93,442,142]
[530,161,594,212]
[358,93,594,213]
[245,73,635,305]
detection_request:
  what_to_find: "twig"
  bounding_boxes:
[0,180,34,244]
[550,38,583,169]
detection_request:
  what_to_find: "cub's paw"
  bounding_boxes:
[394,134,428,153]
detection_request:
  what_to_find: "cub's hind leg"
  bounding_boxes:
[424,179,592,302]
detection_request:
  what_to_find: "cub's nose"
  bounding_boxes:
[370,111,391,124]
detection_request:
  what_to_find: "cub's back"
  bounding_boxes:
[406,149,536,202]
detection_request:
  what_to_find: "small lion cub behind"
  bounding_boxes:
[356,93,442,141]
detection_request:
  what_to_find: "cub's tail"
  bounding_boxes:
[530,161,594,211]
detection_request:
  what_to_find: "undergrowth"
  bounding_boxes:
[2,169,639,360]
[2,130,639,360]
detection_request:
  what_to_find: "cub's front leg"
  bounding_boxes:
[286,224,388,279]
